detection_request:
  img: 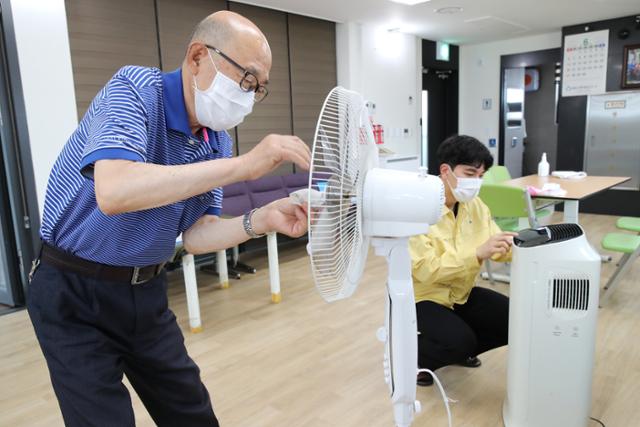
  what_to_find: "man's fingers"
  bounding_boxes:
[494,235,515,245]
[283,136,311,160]
[290,135,310,153]
[265,135,311,171]
[294,205,307,223]
[495,233,515,240]
[289,206,308,236]
[492,243,508,254]
[490,240,509,254]
[281,150,310,171]
[283,138,311,167]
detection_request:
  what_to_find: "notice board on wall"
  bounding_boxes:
[562,30,609,97]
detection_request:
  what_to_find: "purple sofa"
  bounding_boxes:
[221,172,310,215]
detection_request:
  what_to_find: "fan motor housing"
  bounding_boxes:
[362,168,444,237]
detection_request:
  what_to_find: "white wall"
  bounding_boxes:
[336,22,422,157]
[9,0,78,211]
[459,32,561,160]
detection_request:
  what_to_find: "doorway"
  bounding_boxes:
[0,9,41,310]
[421,40,459,173]
[422,68,458,173]
[500,48,562,177]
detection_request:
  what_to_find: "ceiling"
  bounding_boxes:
[235,0,640,44]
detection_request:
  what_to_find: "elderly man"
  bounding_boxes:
[27,11,309,427]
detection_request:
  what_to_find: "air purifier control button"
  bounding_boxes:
[514,227,551,247]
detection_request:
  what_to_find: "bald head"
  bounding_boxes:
[182,10,272,132]
[190,11,271,64]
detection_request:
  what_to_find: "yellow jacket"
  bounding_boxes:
[409,197,511,308]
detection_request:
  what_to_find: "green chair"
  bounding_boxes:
[483,165,512,184]
[479,183,549,230]
[615,217,640,267]
[484,165,555,213]
[617,217,640,233]
[481,165,517,230]
[600,232,640,306]
[478,183,546,284]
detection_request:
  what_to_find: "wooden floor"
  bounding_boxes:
[1,212,638,427]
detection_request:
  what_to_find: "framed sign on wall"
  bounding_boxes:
[622,44,640,89]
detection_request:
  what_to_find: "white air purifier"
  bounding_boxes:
[503,224,601,427]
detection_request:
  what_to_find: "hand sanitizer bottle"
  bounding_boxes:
[538,152,549,177]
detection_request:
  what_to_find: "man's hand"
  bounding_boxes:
[476,232,519,262]
[183,197,309,254]
[252,197,309,238]
[240,134,311,180]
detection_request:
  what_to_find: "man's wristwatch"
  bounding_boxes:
[243,208,266,239]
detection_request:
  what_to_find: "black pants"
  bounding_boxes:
[416,286,509,371]
[27,261,218,427]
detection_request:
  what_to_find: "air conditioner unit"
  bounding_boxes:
[503,224,601,427]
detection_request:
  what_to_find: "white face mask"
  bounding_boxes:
[193,52,255,131]
[446,167,482,203]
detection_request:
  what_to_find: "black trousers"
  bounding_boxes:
[27,260,218,427]
[416,286,509,371]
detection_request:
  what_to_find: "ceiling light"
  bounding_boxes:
[436,6,463,14]
[389,0,431,5]
[436,41,450,61]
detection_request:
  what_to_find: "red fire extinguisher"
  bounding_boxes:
[372,124,384,145]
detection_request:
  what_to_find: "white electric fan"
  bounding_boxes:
[304,87,445,427]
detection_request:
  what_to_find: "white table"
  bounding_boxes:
[504,175,631,224]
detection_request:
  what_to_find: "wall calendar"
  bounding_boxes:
[562,30,609,97]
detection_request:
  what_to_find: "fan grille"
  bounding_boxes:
[308,87,377,302]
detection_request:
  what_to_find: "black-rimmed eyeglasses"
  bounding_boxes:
[205,45,269,103]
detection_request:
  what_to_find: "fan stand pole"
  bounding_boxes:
[372,237,420,427]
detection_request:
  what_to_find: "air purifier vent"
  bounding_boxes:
[547,224,583,242]
[550,277,590,311]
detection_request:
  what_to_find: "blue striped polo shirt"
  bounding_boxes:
[40,66,233,266]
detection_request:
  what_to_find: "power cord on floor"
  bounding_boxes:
[413,370,603,427]
[417,369,456,427]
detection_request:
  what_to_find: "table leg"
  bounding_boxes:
[267,232,281,303]
[561,200,610,262]
[216,250,229,288]
[232,246,239,265]
[182,253,202,333]
[563,200,579,224]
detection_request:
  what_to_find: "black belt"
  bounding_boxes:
[40,244,166,285]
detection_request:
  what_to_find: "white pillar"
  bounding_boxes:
[9,0,78,211]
